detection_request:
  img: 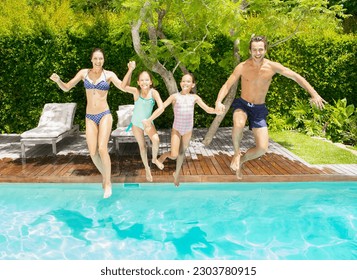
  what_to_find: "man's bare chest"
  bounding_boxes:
[242,66,274,83]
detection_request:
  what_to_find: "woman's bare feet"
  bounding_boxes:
[103,183,112,199]
[152,159,164,170]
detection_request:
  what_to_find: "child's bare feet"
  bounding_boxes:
[152,159,164,170]
[173,172,180,187]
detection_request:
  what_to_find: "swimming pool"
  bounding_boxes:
[0,182,356,260]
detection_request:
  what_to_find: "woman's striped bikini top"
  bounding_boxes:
[83,70,110,91]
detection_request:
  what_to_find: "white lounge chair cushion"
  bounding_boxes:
[111,107,134,137]
[21,103,77,138]
[20,126,68,138]
[116,105,134,128]
[111,127,134,137]
[38,103,76,130]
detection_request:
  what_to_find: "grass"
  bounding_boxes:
[269,130,357,164]
[348,145,357,152]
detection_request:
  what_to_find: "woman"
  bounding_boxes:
[50,48,135,198]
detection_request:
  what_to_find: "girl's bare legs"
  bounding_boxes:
[144,124,164,170]
[173,131,192,187]
[132,126,152,182]
[86,114,113,198]
[158,129,181,163]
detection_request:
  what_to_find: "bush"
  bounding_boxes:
[284,98,356,145]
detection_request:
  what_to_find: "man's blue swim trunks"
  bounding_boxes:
[231,97,269,129]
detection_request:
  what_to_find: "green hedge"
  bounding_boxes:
[267,35,357,115]
[0,31,137,133]
[0,31,356,137]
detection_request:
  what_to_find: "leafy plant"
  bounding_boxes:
[270,97,356,146]
[324,98,356,144]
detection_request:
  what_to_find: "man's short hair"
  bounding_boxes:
[249,36,267,50]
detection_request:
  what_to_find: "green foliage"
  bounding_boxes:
[281,98,357,146]
[268,114,297,132]
[268,35,357,116]
[0,0,356,149]
[324,99,356,144]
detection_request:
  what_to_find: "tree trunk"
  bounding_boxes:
[152,63,178,95]
[131,3,178,95]
[202,83,238,146]
[202,38,241,146]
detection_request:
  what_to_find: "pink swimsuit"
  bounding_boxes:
[173,93,196,135]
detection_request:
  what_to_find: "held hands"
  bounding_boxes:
[50,73,60,83]
[310,94,327,110]
[127,61,136,70]
[215,102,226,115]
[214,108,224,115]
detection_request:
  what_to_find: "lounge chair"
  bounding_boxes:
[20,103,79,158]
[111,104,150,151]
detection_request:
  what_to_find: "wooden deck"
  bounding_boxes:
[1,127,356,183]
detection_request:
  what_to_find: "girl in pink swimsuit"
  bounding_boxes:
[143,73,220,186]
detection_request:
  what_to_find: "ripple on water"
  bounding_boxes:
[0,182,356,260]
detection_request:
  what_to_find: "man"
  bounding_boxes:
[215,35,326,179]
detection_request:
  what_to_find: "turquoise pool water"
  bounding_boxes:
[0,182,356,260]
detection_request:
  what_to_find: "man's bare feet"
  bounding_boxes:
[230,154,240,172]
[145,168,153,182]
[173,172,180,187]
[103,183,112,199]
[230,162,237,171]
[152,159,164,170]
[236,163,243,180]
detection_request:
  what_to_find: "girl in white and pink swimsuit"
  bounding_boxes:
[173,93,196,135]
[143,73,220,186]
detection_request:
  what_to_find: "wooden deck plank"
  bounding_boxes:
[208,156,226,175]
[215,155,233,175]
[1,128,357,183]
[241,161,255,176]
[202,156,219,175]
[220,154,234,171]
[186,156,198,175]
[197,155,212,175]
[0,160,20,176]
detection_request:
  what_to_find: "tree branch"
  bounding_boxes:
[202,38,241,146]
[270,20,303,48]
[156,8,188,74]
[131,2,178,94]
